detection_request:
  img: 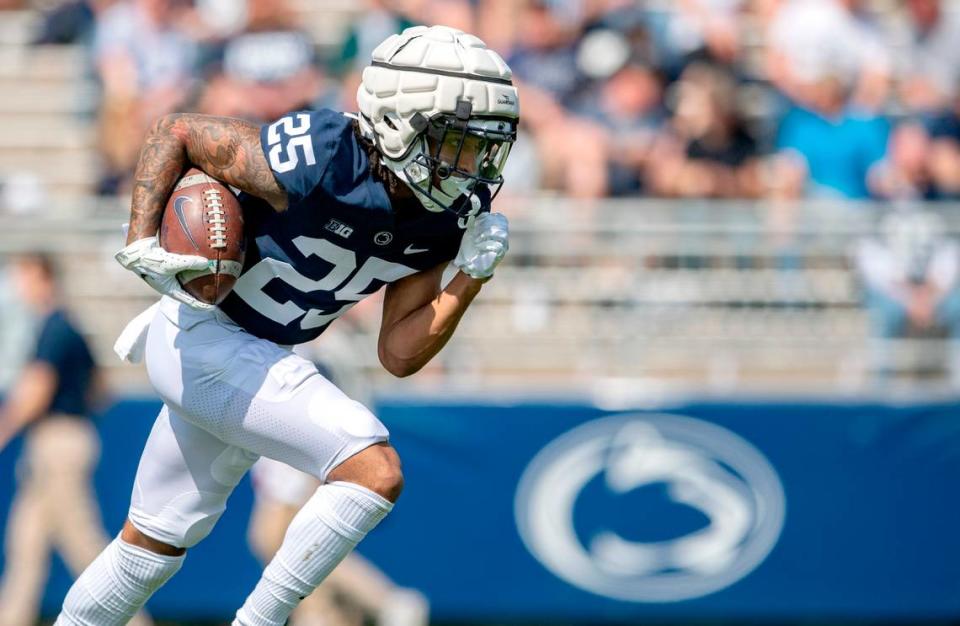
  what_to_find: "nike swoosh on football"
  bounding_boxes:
[404,245,429,254]
[173,196,202,251]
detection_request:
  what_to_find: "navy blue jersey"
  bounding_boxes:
[218,109,477,345]
[33,309,96,417]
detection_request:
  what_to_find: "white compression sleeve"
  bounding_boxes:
[234,481,394,626]
[55,536,184,626]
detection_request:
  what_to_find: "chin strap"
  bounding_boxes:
[382,147,468,213]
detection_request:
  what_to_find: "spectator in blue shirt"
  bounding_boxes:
[0,253,153,626]
[774,75,889,199]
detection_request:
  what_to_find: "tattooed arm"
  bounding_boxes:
[126,113,286,245]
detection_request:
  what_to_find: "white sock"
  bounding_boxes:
[234,481,394,626]
[55,536,184,626]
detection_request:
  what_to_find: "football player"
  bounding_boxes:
[54,25,518,626]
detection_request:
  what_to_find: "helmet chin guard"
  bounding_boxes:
[357,25,520,214]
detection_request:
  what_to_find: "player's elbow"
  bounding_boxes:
[378,346,422,378]
[380,356,421,378]
[150,112,190,142]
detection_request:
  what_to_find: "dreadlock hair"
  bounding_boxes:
[352,119,404,197]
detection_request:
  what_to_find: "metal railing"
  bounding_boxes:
[1,197,958,394]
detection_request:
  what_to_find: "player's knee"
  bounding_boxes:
[121,520,187,557]
[127,502,224,550]
[351,451,403,502]
[329,443,404,502]
[369,459,404,502]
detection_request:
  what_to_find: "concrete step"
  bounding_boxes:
[0,81,97,114]
[0,148,99,179]
[0,11,39,46]
[0,120,95,148]
[0,44,86,80]
[0,164,97,186]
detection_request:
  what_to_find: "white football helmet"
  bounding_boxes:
[357,25,520,214]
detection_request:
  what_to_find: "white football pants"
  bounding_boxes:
[128,297,389,549]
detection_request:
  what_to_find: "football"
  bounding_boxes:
[160,168,245,305]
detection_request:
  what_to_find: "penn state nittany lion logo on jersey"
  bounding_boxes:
[218,109,480,345]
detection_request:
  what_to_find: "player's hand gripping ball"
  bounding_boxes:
[455,212,509,280]
[115,168,245,308]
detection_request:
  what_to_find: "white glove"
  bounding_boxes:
[115,236,214,310]
[454,212,509,280]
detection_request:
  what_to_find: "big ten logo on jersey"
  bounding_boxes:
[232,235,418,331]
[266,113,316,173]
[324,219,354,239]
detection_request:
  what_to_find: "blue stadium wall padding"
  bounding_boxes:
[0,397,956,621]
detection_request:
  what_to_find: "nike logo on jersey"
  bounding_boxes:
[173,196,202,251]
[404,245,429,255]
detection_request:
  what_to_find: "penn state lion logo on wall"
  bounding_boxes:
[514,414,786,602]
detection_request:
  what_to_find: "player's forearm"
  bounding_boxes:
[127,114,288,245]
[127,114,191,244]
[378,272,485,377]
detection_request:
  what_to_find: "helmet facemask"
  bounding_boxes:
[387,99,517,215]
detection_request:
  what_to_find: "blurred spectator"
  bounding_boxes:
[572,26,664,196]
[596,62,663,196]
[416,0,474,33]
[93,0,197,194]
[766,0,890,113]
[925,133,960,197]
[774,73,889,199]
[647,62,762,198]
[868,120,960,201]
[335,0,416,77]
[886,0,960,114]
[505,1,581,105]
[69,0,960,204]
[0,254,153,626]
[655,0,745,70]
[870,122,935,200]
[336,0,473,78]
[581,2,658,70]
[198,0,322,122]
[33,0,101,45]
[519,82,607,197]
[856,211,960,383]
[329,0,419,112]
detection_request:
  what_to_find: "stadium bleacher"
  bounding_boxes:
[0,12,97,203]
[2,198,958,393]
